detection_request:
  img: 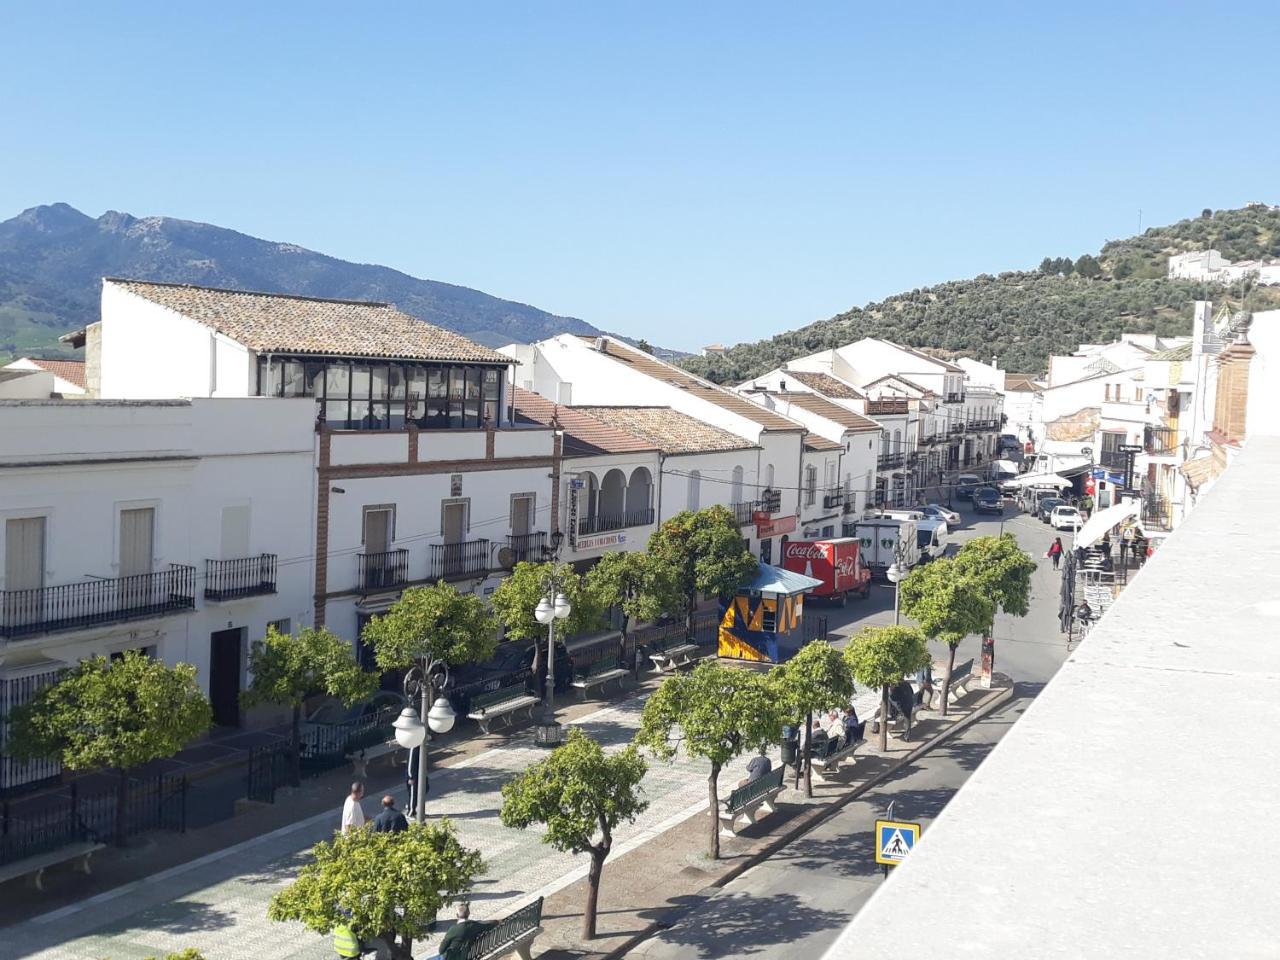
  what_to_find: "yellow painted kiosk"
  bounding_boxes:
[718,563,824,664]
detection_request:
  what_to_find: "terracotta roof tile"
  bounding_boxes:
[512,387,658,457]
[804,435,842,451]
[572,405,758,455]
[785,370,864,399]
[22,358,86,389]
[762,391,879,432]
[109,279,510,364]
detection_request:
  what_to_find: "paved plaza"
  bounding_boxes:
[2,696,763,960]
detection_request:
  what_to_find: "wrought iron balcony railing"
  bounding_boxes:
[0,565,196,640]
[205,554,277,601]
[358,549,409,592]
[428,540,490,580]
[577,508,656,535]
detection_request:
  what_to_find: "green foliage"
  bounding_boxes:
[771,640,854,722]
[842,625,931,692]
[501,727,648,855]
[268,819,483,945]
[491,561,605,642]
[143,952,206,960]
[898,558,994,648]
[952,534,1037,621]
[646,507,757,622]
[586,551,681,633]
[636,660,782,768]
[6,651,211,772]
[635,338,654,354]
[362,582,499,672]
[1074,254,1102,279]
[243,626,376,713]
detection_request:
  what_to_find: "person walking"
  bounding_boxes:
[1048,537,1063,570]
[341,781,366,833]
[372,795,409,833]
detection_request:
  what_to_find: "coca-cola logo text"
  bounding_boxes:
[783,544,828,560]
[833,557,858,576]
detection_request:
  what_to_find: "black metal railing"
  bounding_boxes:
[357,549,409,592]
[946,393,965,403]
[0,566,196,640]
[732,501,759,525]
[299,704,400,773]
[205,554,277,601]
[823,489,844,509]
[877,453,905,469]
[1142,495,1172,530]
[428,539,490,580]
[948,422,964,434]
[247,744,293,803]
[1145,426,1179,456]
[758,488,782,514]
[577,508,656,535]
[1099,448,1128,470]
[506,532,547,564]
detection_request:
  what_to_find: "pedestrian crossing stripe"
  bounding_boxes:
[874,819,921,865]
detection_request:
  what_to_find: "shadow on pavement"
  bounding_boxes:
[637,891,849,958]
[97,899,238,936]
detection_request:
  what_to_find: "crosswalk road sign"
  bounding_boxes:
[874,819,921,866]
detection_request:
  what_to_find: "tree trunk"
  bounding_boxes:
[803,711,813,798]
[686,594,697,637]
[584,837,610,939]
[942,644,957,718]
[879,686,890,752]
[290,701,303,786]
[707,762,721,860]
[114,767,130,847]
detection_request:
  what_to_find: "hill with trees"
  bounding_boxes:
[683,205,1280,382]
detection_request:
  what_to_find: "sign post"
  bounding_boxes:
[874,817,920,876]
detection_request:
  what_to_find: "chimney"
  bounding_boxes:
[594,336,609,352]
[779,379,787,392]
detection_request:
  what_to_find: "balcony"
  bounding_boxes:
[1142,494,1172,531]
[0,565,196,640]
[1099,449,1129,471]
[1145,426,1179,456]
[877,453,905,469]
[948,422,964,435]
[205,554,277,601]
[946,393,965,403]
[506,532,547,564]
[822,489,845,509]
[758,488,782,514]
[577,508,656,535]
[732,501,758,526]
[358,549,409,592]
[428,540,490,580]
[866,398,909,416]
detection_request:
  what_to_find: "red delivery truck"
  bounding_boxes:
[781,537,871,606]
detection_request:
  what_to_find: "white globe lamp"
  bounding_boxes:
[392,705,426,750]
[426,697,456,735]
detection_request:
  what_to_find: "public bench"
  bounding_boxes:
[0,840,106,892]
[943,658,975,704]
[345,740,401,779]
[647,634,699,673]
[463,896,544,960]
[467,687,540,735]
[808,732,863,780]
[570,654,629,700]
[719,767,785,838]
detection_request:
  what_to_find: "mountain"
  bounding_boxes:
[0,203,603,361]
[681,205,1280,383]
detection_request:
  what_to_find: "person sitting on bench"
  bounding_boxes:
[737,748,773,788]
[430,901,495,960]
[843,705,866,744]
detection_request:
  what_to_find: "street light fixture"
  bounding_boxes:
[534,584,571,748]
[399,663,455,825]
[886,557,903,626]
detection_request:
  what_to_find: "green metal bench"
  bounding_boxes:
[808,733,863,781]
[463,896,544,960]
[570,654,628,699]
[719,767,785,838]
[466,687,540,735]
[647,633,699,673]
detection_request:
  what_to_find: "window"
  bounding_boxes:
[118,507,155,577]
[761,603,777,633]
[362,506,395,553]
[267,617,292,636]
[1104,384,1112,401]
[687,470,701,511]
[4,516,45,591]
[821,525,835,538]
[805,465,817,506]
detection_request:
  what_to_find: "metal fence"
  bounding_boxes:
[247,744,293,804]
[0,565,196,639]
[299,705,400,774]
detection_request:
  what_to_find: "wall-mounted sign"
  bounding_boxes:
[567,482,579,549]
[577,532,627,552]
[756,514,797,539]
[450,474,463,497]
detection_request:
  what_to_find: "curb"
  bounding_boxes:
[590,682,1016,960]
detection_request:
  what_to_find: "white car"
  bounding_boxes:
[1050,505,1083,530]
[920,503,960,528]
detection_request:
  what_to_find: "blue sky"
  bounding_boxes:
[2,2,1277,350]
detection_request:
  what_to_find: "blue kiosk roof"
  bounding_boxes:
[741,563,824,596]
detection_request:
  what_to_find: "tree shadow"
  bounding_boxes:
[97,898,238,936]
[638,891,848,957]
[238,850,312,886]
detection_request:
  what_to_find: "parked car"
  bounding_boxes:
[1037,497,1066,523]
[1050,505,1083,530]
[955,474,983,501]
[305,689,405,727]
[917,503,959,525]
[998,434,1021,455]
[442,639,573,716]
[973,487,1004,515]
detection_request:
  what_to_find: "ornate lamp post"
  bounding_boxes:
[533,577,571,748]
[393,661,457,823]
[887,554,904,626]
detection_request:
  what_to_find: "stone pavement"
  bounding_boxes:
[0,693,766,960]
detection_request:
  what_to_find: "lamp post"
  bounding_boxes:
[534,576,571,748]
[394,660,457,824]
[886,557,903,626]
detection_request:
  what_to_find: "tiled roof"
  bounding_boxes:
[785,370,864,399]
[584,337,802,432]
[511,387,658,457]
[19,358,86,389]
[572,405,758,455]
[864,374,936,397]
[1004,373,1043,392]
[1150,343,1193,361]
[108,279,510,363]
[764,391,879,432]
[804,435,842,452]
[887,340,964,373]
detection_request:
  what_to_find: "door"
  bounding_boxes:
[209,627,244,727]
[510,496,533,561]
[4,517,45,629]
[363,508,393,588]
[442,502,468,576]
[118,508,155,611]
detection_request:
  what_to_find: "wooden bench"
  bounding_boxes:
[0,840,106,892]
[345,739,401,779]
[467,688,540,735]
[648,637,699,673]
[570,655,628,700]
[719,767,785,838]
[463,896,544,960]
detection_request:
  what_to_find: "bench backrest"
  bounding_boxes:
[724,767,784,811]
[811,736,838,760]
[466,897,544,960]
[471,686,530,712]
[585,654,619,677]
[950,658,974,682]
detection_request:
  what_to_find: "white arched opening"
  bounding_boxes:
[599,469,627,527]
[626,466,653,521]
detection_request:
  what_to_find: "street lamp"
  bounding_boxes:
[398,664,456,824]
[534,585,571,747]
[887,559,903,625]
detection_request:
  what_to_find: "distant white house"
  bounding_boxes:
[1168,249,1280,285]
[0,358,87,397]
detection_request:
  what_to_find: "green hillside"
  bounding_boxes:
[683,205,1280,383]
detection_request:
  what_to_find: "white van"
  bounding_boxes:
[853,518,920,574]
[869,508,925,522]
[916,519,948,562]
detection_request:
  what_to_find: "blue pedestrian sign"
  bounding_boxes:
[874,819,920,866]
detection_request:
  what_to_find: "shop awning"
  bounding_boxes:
[1180,455,1223,492]
[1075,499,1141,550]
[1002,471,1072,489]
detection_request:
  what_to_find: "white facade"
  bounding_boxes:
[1168,248,1280,285]
[1,359,85,396]
[0,398,316,784]
[561,452,660,565]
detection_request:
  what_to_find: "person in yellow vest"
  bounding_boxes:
[333,918,363,959]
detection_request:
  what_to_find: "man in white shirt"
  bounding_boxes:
[341,781,366,833]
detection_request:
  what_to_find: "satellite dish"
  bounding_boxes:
[496,547,515,570]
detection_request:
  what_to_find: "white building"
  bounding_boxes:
[502,335,806,561]
[1168,248,1280,285]
[0,397,316,788]
[1,358,87,397]
[1001,373,1044,447]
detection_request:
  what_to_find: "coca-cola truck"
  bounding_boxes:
[780,537,871,606]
